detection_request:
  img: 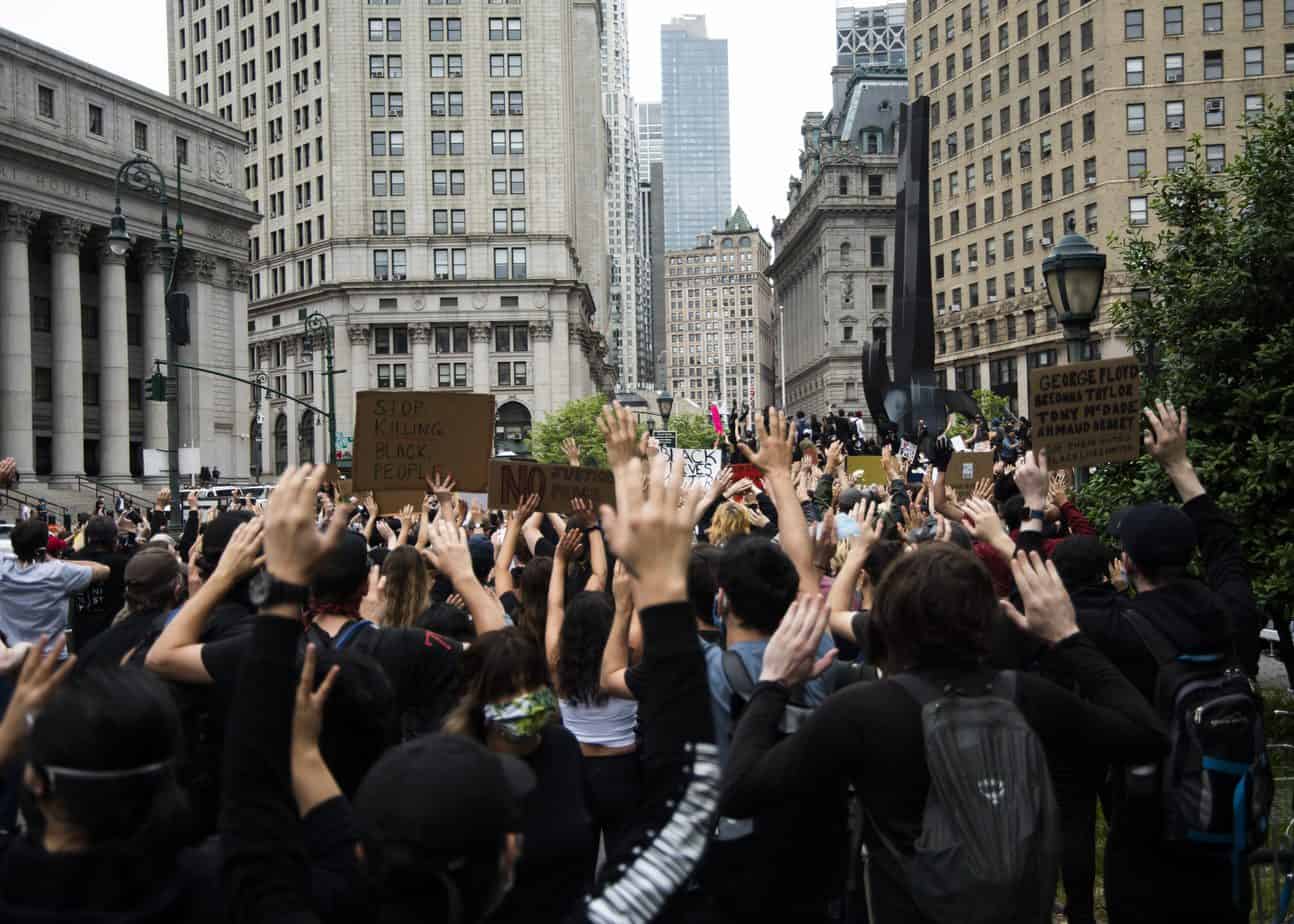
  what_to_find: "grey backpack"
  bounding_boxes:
[873,672,1061,924]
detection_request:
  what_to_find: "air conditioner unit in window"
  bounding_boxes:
[1041,237,1053,247]
[1023,285,1034,293]
[1166,72,1182,82]
[1206,99,1223,113]
[1167,117,1184,129]
[969,260,979,269]
[393,273,406,281]
[1086,222,1099,233]
[1085,177,1097,186]
[951,303,962,311]
[988,295,999,302]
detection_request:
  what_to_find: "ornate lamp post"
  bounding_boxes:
[299,312,338,469]
[111,157,184,529]
[1042,218,1107,364]
[657,389,675,428]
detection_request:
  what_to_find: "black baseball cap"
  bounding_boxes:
[1108,503,1197,571]
[354,734,535,857]
[198,511,255,571]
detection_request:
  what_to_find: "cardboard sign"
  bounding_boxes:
[658,447,722,488]
[1028,357,1142,469]
[488,459,617,513]
[352,392,495,505]
[846,455,889,486]
[973,441,992,453]
[899,440,918,463]
[654,429,677,449]
[951,435,968,452]
[944,451,995,490]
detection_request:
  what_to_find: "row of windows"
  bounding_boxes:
[36,89,188,161]
[371,247,528,280]
[369,129,525,155]
[367,16,522,42]
[367,53,522,78]
[370,208,526,236]
[368,322,531,356]
[1123,46,1274,85]
[29,368,132,408]
[368,90,524,117]
[371,361,529,390]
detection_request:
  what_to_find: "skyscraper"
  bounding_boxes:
[601,0,650,389]
[661,15,731,252]
[167,0,613,471]
[637,102,665,387]
[837,0,909,69]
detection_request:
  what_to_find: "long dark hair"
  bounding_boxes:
[444,628,550,741]
[27,668,191,889]
[515,557,553,643]
[555,592,614,707]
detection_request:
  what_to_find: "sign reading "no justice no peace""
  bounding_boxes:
[1028,357,1142,469]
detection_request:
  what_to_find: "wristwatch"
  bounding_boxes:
[249,570,311,609]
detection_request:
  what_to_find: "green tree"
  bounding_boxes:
[667,414,721,450]
[528,397,721,466]
[947,390,1014,440]
[1076,97,1294,617]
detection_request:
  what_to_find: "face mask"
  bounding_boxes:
[482,687,557,741]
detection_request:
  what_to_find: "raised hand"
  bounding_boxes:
[554,525,584,563]
[561,437,581,467]
[1048,470,1070,508]
[598,402,641,472]
[186,491,199,512]
[510,493,540,526]
[600,453,704,609]
[263,464,351,586]
[1001,551,1079,644]
[425,471,456,500]
[973,477,995,501]
[1013,449,1049,508]
[758,594,837,687]
[363,492,378,520]
[212,518,266,584]
[0,635,76,764]
[398,504,415,525]
[1108,557,1129,592]
[375,519,395,546]
[568,496,596,530]
[0,457,16,488]
[1143,399,1189,469]
[360,564,386,622]
[422,516,475,585]
[740,407,794,475]
[962,496,1008,545]
[825,439,845,474]
[611,559,634,612]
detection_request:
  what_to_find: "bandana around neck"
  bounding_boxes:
[482,687,558,741]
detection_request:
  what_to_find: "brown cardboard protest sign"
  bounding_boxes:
[846,455,889,486]
[1028,357,1141,469]
[352,392,495,504]
[488,459,617,513]
[944,452,994,490]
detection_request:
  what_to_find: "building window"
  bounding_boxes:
[1243,0,1263,28]
[1082,110,1096,142]
[1081,65,1095,96]
[1125,57,1145,85]
[1245,93,1265,122]
[1164,6,1184,34]
[37,85,55,119]
[374,325,409,355]
[1204,49,1224,79]
[1204,2,1223,31]
[1080,18,1093,50]
[1205,143,1226,173]
[1166,99,1185,129]
[1124,9,1144,38]
[1127,103,1146,133]
[1245,45,1264,75]
[373,251,389,279]
[1205,97,1225,127]
[1128,148,1148,177]
[133,120,149,150]
[1167,146,1186,171]
[81,304,98,339]
[1129,196,1149,225]
[869,236,886,266]
[87,103,103,136]
[83,373,100,406]
[1165,53,1185,81]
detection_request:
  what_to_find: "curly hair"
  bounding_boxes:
[555,591,614,707]
[707,501,752,547]
[379,546,429,629]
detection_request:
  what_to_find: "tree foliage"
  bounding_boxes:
[948,390,1015,439]
[528,398,718,466]
[1076,96,1294,616]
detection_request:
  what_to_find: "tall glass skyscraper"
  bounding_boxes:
[660,15,731,251]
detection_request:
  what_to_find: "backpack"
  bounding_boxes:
[1123,609,1272,906]
[873,672,1061,924]
[305,618,378,652]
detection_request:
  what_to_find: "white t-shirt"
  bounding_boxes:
[0,558,93,646]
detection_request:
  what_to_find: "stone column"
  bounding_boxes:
[0,204,41,475]
[312,335,326,464]
[529,321,553,418]
[229,262,252,480]
[139,244,170,460]
[409,324,431,390]
[349,324,371,396]
[284,338,299,467]
[257,345,273,478]
[1015,352,1030,417]
[550,309,571,409]
[469,322,491,394]
[49,217,90,484]
[97,241,132,481]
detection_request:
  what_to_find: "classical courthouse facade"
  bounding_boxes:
[0,29,257,487]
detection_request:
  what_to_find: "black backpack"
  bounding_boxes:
[305,618,378,653]
[873,672,1061,924]
[1123,609,1272,906]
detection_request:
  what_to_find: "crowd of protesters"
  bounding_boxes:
[0,396,1270,923]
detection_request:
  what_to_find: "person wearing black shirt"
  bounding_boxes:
[67,516,130,650]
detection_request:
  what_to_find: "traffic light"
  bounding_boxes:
[167,292,191,345]
[148,371,167,402]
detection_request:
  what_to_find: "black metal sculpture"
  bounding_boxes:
[864,98,979,438]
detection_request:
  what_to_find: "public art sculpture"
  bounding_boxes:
[863,97,980,436]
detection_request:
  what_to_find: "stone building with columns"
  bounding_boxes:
[167,0,615,475]
[0,29,258,489]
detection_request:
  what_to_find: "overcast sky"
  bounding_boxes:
[2,0,836,244]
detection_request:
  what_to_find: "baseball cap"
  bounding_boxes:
[468,536,495,583]
[1108,503,1197,571]
[125,545,181,589]
[354,734,536,858]
[199,511,255,568]
[838,487,865,514]
[798,439,818,455]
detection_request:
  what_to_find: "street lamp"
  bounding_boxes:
[656,389,674,427]
[1042,217,1107,363]
[300,311,338,471]
[111,156,184,529]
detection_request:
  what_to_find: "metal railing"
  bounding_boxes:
[71,476,151,511]
[0,487,69,520]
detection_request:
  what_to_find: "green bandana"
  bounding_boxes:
[482,687,558,741]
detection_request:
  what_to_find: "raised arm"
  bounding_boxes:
[600,561,636,700]
[545,528,582,674]
[827,502,882,643]
[492,493,539,598]
[423,517,508,635]
[362,493,378,545]
[146,518,265,684]
[741,407,819,596]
